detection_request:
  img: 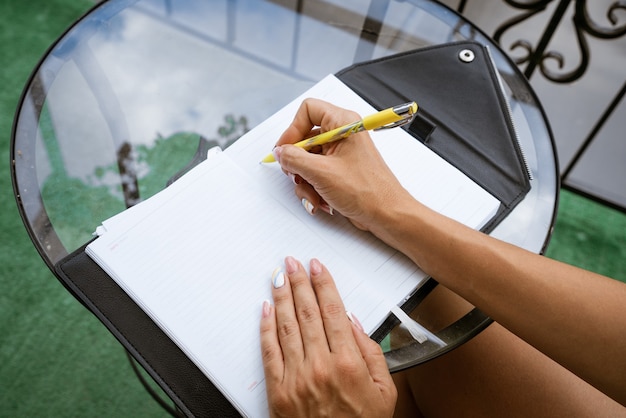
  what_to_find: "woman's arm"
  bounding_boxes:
[374,194,626,406]
[274,98,626,406]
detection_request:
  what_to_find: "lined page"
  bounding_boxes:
[88,153,394,417]
[86,161,428,417]
[227,75,498,231]
[226,74,499,299]
[87,74,500,417]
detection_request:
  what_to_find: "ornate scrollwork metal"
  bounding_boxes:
[492,0,626,83]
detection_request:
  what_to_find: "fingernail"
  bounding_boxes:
[272,146,282,163]
[310,258,322,276]
[319,202,334,216]
[346,311,365,333]
[285,256,298,274]
[271,267,285,288]
[301,198,315,216]
[288,172,302,185]
[262,300,271,318]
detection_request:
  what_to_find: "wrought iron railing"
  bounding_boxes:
[454,0,626,212]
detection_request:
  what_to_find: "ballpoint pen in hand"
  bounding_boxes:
[260,101,418,163]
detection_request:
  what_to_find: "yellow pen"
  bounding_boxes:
[260,101,418,163]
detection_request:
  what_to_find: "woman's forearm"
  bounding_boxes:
[372,196,626,405]
[272,98,626,405]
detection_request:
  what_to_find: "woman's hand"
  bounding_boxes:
[259,256,397,417]
[272,98,413,231]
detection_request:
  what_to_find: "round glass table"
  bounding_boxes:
[11,0,558,415]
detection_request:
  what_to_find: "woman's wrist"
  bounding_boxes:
[368,193,432,267]
[368,191,480,283]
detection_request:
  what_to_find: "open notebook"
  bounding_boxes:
[85,74,499,417]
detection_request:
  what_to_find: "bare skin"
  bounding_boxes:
[260,98,626,416]
[260,257,397,418]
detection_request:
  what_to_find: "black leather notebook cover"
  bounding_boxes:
[55,244,240,417]
[336,40,531,342]
[54,41,530,417]
[336,40,531,232]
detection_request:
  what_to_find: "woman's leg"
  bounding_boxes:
[393,321,626,418]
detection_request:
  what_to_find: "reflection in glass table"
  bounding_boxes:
[11,0,558,415]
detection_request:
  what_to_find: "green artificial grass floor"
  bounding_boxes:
[1,1,624,417]
[0,1,169,417]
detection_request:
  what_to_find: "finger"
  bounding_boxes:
[275,102,317,147]
[288,172,303,186]
[294,182,323,216]
[276,144,333,188]
[277,127,322,177]
[350,320,394,388]
[293,183,334,216]
[288,171,334,216]
[284,256,328,356]
[308,259,358,354]
[275,99,357,147]
[271,264,305,366]
[259,300,284,386]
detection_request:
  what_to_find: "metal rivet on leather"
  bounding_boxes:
[459,49,475,63]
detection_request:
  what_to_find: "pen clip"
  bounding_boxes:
[374,102,418,131]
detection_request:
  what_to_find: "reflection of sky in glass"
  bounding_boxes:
[38,0,519,182]
[39,0,527,179]
[37,0,476,183]
[44,0,332,179]
[21,0,558,257]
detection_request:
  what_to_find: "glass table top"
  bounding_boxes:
[11,0,558,376]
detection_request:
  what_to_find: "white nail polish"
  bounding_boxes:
[320,202,334,216]
[346,311,364,332]
[301,198,315,216]
[271,267,285,288]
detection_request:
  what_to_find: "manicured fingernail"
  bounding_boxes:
[262,300,271,318]
[301,198,315,215]
[319,202,334,215]
[346,311,365,332]
[285,256,298,274]
[272,146,282,163]
[310,258,322,276]
[271,267,285,288]
[288,172,302,185]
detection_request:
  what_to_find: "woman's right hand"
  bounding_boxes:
[272,98,413,231]
[260,257,397,418]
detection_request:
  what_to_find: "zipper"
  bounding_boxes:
[485,46,534,181]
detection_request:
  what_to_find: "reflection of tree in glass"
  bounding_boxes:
[41,114,249,251]
[164,115,249,188]
[110,113,248,202]
[218,114,249,143]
